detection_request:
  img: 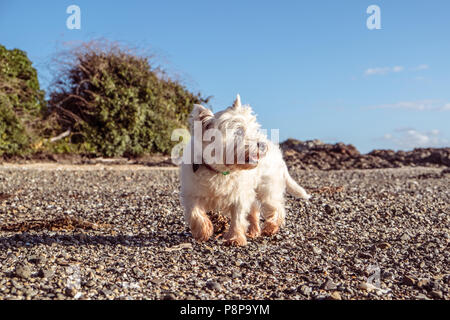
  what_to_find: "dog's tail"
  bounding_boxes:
[284,166,311,200]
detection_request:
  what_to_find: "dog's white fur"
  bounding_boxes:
[180,95,311,246]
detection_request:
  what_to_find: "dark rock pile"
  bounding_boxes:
[2,138,449,171]
[281,139,450,170]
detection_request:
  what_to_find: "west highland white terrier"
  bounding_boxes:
[180,95,311,246]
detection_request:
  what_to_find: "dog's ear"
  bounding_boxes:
[189,104,213,131]
[231,94,242,109]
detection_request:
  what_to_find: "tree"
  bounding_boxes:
[0,44,45,156]
[48,40,209,157]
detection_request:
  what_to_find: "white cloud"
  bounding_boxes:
[368,100,450,111]
[413,64,429,71]
[365,67,394,76]
[365,64,428,76]
[383,128,449,150]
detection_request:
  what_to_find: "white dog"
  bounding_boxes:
[180,95,311,246]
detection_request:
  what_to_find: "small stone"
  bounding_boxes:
[329,291,342,300]
[162,293,176,300]
[56,293,66,300]
[235,260,244,267]
[430,291,443,299]
[359,282,377,292]
[150,278,163,286]
[416,279,430,289]
[28,255,45,265]
[84,280,95,287]
[358,252,372,259]
[298,285,312,296]
[377,242,391,249]
[270,292,281,299]
[400,233,411,241]
[11,279,23,289]
[132,267,144,278]
[65,287,77,297]
[15,265,32,279]
[206,281,222,291]
[164,243,193,252]
[312,247,322,255]
[283,287,296,294]
[24,288,36,297]
[76,231,87,239]
[402,276,416,286]
[324,204,335,214]
[38,268,54,279]
[100,289,113,297]
[429,281,441,291]
[415,293,431,300]
[322,279,338,291]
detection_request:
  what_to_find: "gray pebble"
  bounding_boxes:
[322,279,338,291]
[15,265,32,279]
[206,281,222,291]
[38,268,54,279]
[429,291,443,299]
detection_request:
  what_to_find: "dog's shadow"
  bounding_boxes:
[0,231,194,249]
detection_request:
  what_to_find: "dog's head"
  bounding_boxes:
[189,94,268,172]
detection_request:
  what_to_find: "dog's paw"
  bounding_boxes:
[191,218,213,242]
[224,237,248,246]
[246,226,261,239]
[261,222,280,236]
[224,231,248,246]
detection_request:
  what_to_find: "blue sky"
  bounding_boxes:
[1,0,449,153]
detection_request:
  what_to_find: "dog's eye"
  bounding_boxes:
[204,121,214,131]
[235,128,245,137]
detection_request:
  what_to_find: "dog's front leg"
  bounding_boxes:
[224,203,250,246]
[247,202,261,239]
[184,200,213,242]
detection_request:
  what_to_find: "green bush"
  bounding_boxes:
[48,41,209,157]
[0,45,46,156]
